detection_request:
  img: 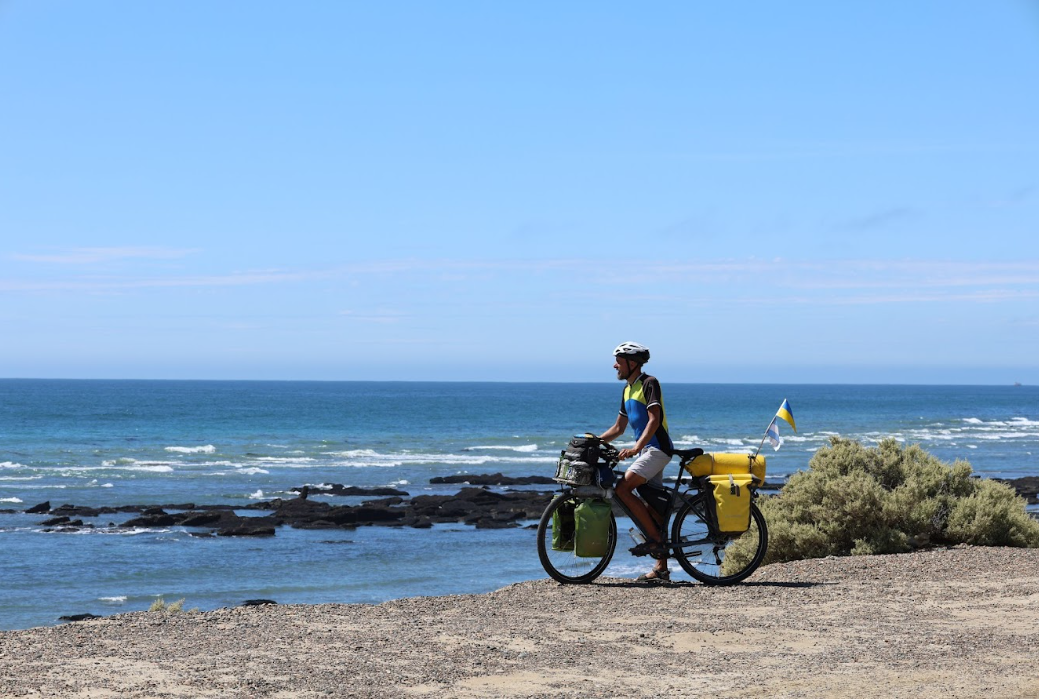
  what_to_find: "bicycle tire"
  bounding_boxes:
[671,495,768,585]
[536,493,617,584]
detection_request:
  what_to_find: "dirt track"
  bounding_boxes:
[1,546,1037,698]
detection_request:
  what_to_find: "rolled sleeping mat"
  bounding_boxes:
[683,452,766,484]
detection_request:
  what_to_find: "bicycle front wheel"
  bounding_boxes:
[671,495,768,585]
[536,493,617,584]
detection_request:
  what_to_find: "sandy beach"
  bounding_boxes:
[1,545,1037,698]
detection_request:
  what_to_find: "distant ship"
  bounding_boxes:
[1014,382,1022,387]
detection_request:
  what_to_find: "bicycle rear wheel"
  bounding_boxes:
[536,493,617,584]
[671,495,768,585]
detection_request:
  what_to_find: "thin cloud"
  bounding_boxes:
[839,207,919,232]
[0,269,324,293]
[340,309,408,324]
[11,246,200,264]
[4,257,1038,300]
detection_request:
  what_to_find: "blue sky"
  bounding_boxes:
[1,1,1037,383]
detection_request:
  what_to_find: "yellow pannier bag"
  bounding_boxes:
[708,473,755,533]
[683,452,766,485]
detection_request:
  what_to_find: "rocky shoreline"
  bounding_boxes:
[5,473,1036,539]
[1,546,1036,698]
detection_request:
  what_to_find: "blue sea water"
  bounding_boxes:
[0,379,1036,631]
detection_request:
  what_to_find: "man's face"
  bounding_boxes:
[614,356,633,380]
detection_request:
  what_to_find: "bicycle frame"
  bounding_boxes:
[563,451,719,558]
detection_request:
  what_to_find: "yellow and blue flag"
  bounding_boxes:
[776,399,796,432]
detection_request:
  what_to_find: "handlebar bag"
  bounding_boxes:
[564,434,600,468]
[707,473,755,533]
[551,499,576,551]
[574,499,612,557]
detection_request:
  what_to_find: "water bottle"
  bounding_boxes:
[629,527,646,545]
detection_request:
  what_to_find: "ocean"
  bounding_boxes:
[1,380,1036,631]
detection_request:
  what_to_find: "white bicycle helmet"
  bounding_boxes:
[613,341,650,364]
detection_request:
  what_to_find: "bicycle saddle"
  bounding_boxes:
[672,447,704,462]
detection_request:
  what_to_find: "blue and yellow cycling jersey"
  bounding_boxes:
[619,373,673,455]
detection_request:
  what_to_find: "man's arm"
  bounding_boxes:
[599,413,628,444]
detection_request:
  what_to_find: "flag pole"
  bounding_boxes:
[753,416,777,459]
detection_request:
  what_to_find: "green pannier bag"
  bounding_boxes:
[552,499,576,551]
[573,499,612,557]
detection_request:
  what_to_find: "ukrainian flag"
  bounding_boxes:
[776,399,796,433]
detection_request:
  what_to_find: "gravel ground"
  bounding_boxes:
[1,545,1037,698]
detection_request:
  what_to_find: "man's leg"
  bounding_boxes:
[617,447,671,576]
[615,471,669,575]
[615,471,659,543]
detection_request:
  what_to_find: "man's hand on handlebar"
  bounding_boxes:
[617,448,638,460]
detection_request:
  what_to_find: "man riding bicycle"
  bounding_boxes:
[598,342,674,583]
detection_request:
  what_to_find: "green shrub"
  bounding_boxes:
[149,597,189,613]
[724,437,1039,570]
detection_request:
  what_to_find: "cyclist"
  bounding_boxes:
[598,342,674,582]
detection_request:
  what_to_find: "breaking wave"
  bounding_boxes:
[165,445,216,454]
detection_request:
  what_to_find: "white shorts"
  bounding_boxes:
[626,446,672,485]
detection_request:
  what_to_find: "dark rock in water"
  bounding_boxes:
[59,613,102,622]
[22,484,555,537]
[361,496,405,508]
[216,524,276,537]
[241,599,277,607]
[430,472,556,486]
[25,501,51,514]
[999,476,1039,504]
[474,520,518,529]
[50,504,106,518]
[290,484,409,497]
[122,513,178,528]
[178,512,227,527]
[295,520,350,530]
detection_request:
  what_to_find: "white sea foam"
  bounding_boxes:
[70,461,176,473]
[465,444,538,452]
[120,465,175,473]
[99,596,127,604]
[236,467,270,475]
[248,489,265,499]
[165,445,216,454]
[0,461,28,469]
[253,456,317,464]
[112,527,171,536]
[0,497,23,503]
[963,418,984,424]
[323,450,553,468]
